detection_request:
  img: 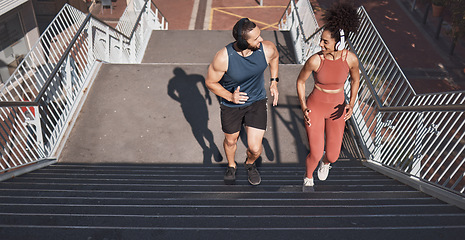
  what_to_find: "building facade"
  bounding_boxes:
[0,0,40,83]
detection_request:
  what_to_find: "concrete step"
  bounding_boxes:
[1,162,465,239]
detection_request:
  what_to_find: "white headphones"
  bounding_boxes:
[335,29,345,51]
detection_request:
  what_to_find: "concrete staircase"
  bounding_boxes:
[1,30,464,239]
[1,161,465,239]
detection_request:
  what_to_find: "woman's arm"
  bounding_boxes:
[344,51,360,121]
[296,54,319,126]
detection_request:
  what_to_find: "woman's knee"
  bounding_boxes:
[325,151,339,163]
[306,151,324,163]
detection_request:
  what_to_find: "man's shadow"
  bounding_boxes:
[167,67,222,164]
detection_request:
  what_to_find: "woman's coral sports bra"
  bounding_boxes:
[313,50,350,90]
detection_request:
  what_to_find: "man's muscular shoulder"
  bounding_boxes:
[211,47,228,72]
[262,41,277,52]
[261,40,278,61]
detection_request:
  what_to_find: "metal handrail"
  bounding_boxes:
[150,0,167,22]
[279,0,292,22]
[284,2,465,198]
[128,0,150,39]
[346,7,465,197]
[305,25,324,43]
[0,0,167,173]
[347,40,465,112]
[279,0,320,63]
[291,0,308,41]
[35,14,92,105]
[0,0,161,108]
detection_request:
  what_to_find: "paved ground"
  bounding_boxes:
[142,30,296,64]
[148,0,463,93]
[58,61,312,165]
[59,27,321,165]
[60,0,464,165]
[93,0,464,93]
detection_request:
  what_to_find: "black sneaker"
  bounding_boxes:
[224,162,237,185]
[245,161,261,185]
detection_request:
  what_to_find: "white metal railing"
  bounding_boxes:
[279,0,321,64]
[0,0,167,174]
[347,7,465,196]
[281,2,465,197]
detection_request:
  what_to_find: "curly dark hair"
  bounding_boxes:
[322,1,360,41]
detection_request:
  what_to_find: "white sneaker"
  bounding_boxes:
[317,161,331,181]
[302,177,314,192]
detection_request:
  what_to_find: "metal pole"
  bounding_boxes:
[411,0,417,12]
[435,15,444,39]
[449,36,457,56]
[422,4,431,25]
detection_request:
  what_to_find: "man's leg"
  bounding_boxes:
[224,131,240,168]
[244,126,265,185]
[223,131,240,185]
[245,126,265,164]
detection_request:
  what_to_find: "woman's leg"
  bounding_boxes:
[304,97,326,179]
[324,103,346,163]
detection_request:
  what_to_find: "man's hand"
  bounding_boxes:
[232,86,249,104]
[270,83,279,106]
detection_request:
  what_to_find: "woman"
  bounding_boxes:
[296,2,360,192]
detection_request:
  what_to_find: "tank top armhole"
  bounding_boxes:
[343,50,350,70]
[315,54,325,73]
[343,49,348,61]
[260,42,267,64]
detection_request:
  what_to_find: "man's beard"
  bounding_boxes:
[248,44,260,51]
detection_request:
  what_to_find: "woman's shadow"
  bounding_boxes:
[167,67,222,164]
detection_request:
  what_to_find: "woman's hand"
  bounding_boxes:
[344,104,354,121]
[303,108,311,126]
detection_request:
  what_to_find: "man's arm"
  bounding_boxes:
[205,48,249,104]
[262,41,279,106]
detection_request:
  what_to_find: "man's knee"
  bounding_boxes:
[247,144,262,157]
[224,136,238,147]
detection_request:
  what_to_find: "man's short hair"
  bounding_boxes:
[232,18,256,41]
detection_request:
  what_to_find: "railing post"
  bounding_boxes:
[65,55,73,97]
[106,26,110,62]
[119,36,124,63]
[374,114,394,160]
[411,0,417,12]
[129,38,136,63]
[87,22,93,60]
[422,4,431,24]
[411,112,439,176]
[31,106,44,152]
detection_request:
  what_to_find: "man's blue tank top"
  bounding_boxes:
[220,42,268,107]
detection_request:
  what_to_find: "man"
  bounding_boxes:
[206,18,279,185]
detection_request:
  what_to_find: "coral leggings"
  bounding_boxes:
[305,87,346,178]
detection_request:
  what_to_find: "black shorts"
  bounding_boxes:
[220,98,267,134]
